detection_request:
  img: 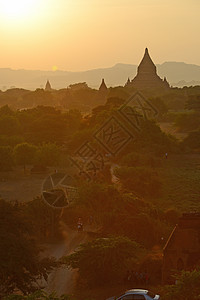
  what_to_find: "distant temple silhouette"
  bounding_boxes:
[130,48,170,90]
[99,78,108,92]
[125,77,131,87]
[45,80,52,91]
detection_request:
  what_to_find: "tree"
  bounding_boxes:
[36,143,61,167]
[0,115,21,136]
[21,90,54,108]
[185,95,200,111]
[24,197,61,240]
[64,109,82,133]
[4,291,71,300]
[0,135,24,148]
[78,183,122,215]
[182,130,200,149]
[0,200,57,297]
[13,143,37,170]
[149,97,168,118]
[163,269,200,300]
[0,146,13,171]
[26,114,67,144]
[106,97,125,108]
[68,82,89,90]
[63,236,141,286]
[0,105,14,117]
[114,166,162,197]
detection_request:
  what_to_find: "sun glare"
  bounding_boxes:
[0,0,39,22]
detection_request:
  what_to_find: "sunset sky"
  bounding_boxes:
[0,0,199,71]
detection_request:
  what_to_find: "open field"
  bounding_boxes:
[0,167,52,202]
[0,153,200,213]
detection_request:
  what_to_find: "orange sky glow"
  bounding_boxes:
[0,0,199,71]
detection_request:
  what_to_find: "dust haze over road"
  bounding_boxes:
[43,222,89,296]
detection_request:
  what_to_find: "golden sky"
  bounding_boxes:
[0,0,199,71]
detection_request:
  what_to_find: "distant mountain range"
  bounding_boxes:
[1,61,200,90]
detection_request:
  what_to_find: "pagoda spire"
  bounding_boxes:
[99,78,107,91]
[125,77,131,86]
[45,80,52,91]
[130,48,170,90]
[137,47,157,75]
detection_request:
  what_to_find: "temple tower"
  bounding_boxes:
[45,80,52,91]
[99,78,108,92]
[131,48,170,90]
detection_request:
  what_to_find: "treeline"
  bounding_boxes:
[0,84,101,112]
[1,82,200,113]
[0,98,172,171]
[174,94,200,149]
[0,105,82,170]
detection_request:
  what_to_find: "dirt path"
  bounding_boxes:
[42,223,89,296]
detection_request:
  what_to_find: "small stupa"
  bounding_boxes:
[99,78,108,92]
[45,80,52,91]
[125,77,131,87]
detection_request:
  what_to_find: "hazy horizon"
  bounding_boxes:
[1,59,200,73]
[0,0,200,71]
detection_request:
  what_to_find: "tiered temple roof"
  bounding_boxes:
[131,48,170,90]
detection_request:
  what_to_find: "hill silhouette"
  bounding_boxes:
[0,61,200,90]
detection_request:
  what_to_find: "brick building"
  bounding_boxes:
[162,213,200,284]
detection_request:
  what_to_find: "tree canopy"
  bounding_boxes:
[0,200,57,297]
[62,236,141,286]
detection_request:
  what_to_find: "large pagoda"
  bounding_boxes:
[131,48,170,90]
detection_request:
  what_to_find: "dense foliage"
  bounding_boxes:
[163,269,200,300]
[0,200,58,297]
[63,236,141,286]
[4,290,72,300]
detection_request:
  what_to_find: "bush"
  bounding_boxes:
[163,269,200,300]
[3,290,72,300]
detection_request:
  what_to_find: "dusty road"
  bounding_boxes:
[42,223,89,296]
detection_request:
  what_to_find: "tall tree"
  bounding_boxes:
[0,146,13,171]
[63,236,141,286]
[0,200,57,297]
[13,143,37,171]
